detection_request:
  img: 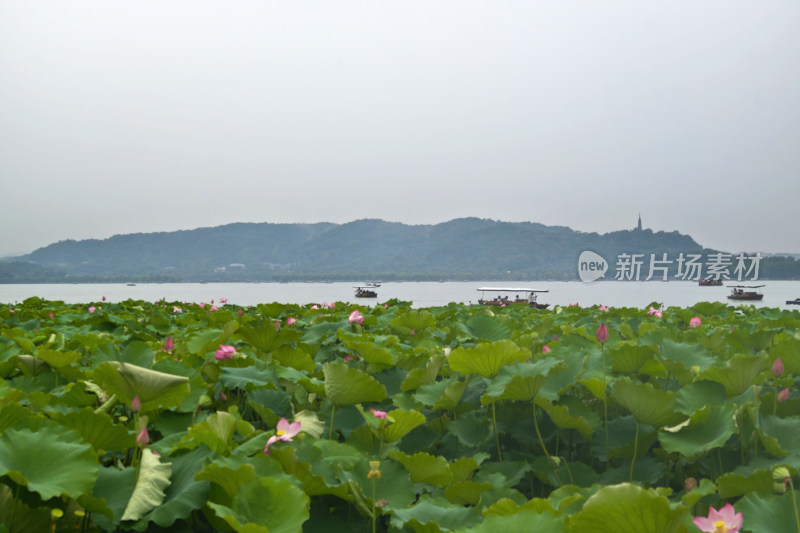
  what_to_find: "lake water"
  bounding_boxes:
[1,281,799,311]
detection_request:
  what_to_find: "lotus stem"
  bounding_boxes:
[601,342,609,468]
[492,402,502,462]
[791,478,800,533]
[329,405,336,440]
[629,420,639,482]
[533,401,562,487]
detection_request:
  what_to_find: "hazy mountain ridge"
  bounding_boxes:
[3,218,798,282]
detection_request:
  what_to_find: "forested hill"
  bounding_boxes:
[3,218,797,282]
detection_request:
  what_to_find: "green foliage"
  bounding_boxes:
[0,297,798,531]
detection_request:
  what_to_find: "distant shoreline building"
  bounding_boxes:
[636,213,642,231]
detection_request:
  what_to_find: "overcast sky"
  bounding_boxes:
[1,1,798,258]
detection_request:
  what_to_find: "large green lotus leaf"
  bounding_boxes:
[323,362,387,406]
[388,450,454,486]
[659,338,716,375]
[34,347,81,368]
[716,467,772,499]
[482,359,564,404]
[92,341,155,368]
[658,404,737,459]
[698,353,769,398]
[537,396,600,440]
[444,481,493,506]
[218,360,277,391]
[339,332,397,369]
[269,443,350,499]
[449,340,531,379]
[771,336,800,375]
[0,425,99,500]
[674,380,727,416]
[568,483,688,533]
[81,465,136,529]
[300,320,343,346]
[458,510,565,533]
[610,378,684,427]
[0,483,50,533]
[345,457,417,511]
[415,377,465,409]
[383,409,427,443]
[465,313,511,341]
[51,407,135,452]
[401,354,446,391]
[138,447,212,528]
[390,497,482,532]
[92,361,190,411]
[736,491,800,533]
[0,401,34,433]
[238,322,300,353]
[197,462,260,502]
[270,345,316,373]
[448,412,492,447]
[759,414,800,457]
[208,476,309,533]
[389,309,436,337]
[608,342,655,376]
[176,411,239,454]
[450,456,482,483]
[121,448,172,522]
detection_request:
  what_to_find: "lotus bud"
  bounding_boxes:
[684,477,698,492]
[131,395,141,413]
[778,388,790,403]
[596,323,609,344]
[136,427,150,448]
[772,358,784,377]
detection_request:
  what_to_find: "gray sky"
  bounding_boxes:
[1,1,799,257]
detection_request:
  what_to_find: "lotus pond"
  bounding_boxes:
[1,297,799,532]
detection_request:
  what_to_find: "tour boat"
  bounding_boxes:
[477,287,549,309]
[728,285,764,301]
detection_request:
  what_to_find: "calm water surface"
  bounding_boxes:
[1,281,799,310]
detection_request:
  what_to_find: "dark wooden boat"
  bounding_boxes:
[698,277,723,286]
[477,287,549,309]
[728,285,764,301]
[787,298,800,305]
[354,286,378,298]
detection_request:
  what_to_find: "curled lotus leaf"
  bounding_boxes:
[92,361,190,411]
[449,340,531,379]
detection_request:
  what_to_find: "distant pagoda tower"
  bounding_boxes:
[636,213,642,231]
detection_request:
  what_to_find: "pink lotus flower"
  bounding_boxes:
[692,503,742,533]
[220,297,228,304]
[596,323,609,344]
[772,358,784,377]
[370,409,388,419]
[237,309,243,316]
[326,302,336,309]
[219,391,228,402]
[410,329,416,336]
[689,316,702,328]
[349,310,364,325]
[264,417,302,454]
[136,427,150,448]
[344,354,356,362]
[542,345,550,354]
[210,305,219,312]
[48,312,54,319]
[287,317,297,325]
[173,306,183,313]
[275,321,281,329]
[569,302,579,307]
[88,306,96,314]
[163,337,174,352]
[778,388,790,403]
[311,305,319,310]
[599,305,609,312]
[199,302,206,308]
[647,306,663,318]
[102,296,106,301]
[8,309,14,314]
[131,395,141,413]
[214,345,236,361]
